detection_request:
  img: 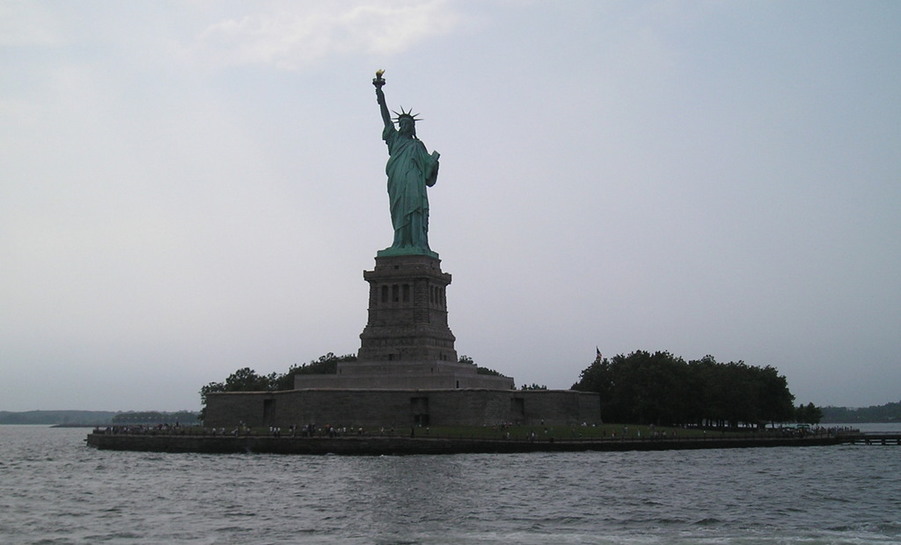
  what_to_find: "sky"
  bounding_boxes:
[2,1,899,412]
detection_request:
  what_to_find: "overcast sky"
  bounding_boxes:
[2,1,899,412]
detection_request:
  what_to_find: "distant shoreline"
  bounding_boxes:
[51,423,104,428]
[0,410,199,427]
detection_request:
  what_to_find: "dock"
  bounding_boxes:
[838,433,901,446]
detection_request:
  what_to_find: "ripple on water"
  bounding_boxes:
[2,429,901,544]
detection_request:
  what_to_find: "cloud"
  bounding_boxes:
[0,1,62,47]
[187,1,461,70]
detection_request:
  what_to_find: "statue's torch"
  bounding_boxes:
[373,69,386,89]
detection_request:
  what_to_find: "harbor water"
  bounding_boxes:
[1,424,899,544]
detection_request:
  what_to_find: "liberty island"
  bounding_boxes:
[105,70,599,435]
[85,72,898,455]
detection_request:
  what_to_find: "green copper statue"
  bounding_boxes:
[373,70,440,258]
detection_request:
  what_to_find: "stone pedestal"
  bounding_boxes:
[294,253,514,390]
[357,254,457,363]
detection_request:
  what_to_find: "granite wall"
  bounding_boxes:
[204,389,601,429]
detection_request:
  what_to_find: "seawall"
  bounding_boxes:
[85,432,846,455]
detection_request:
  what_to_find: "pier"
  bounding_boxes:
[839,433,901,446]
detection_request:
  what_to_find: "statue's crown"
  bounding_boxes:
[392,107,422,122]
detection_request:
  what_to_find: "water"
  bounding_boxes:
[1,425,899,544]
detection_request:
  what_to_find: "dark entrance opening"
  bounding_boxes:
[511,397,525,419]
[411,396,430,426]
[263,398,276,426]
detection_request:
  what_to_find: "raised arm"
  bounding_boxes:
[373,70,392,130]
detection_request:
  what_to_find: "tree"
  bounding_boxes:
[820,400,901,423]
[273,353,357,389]
[224,367,273,391]
[200,367,272,412]
[796,402,823,424]
[459,354,506,377]
[571,359,610,395]
[573,350,798,428]
[754,365,796,426]
[199,353,357,420]
[520,383,548,390]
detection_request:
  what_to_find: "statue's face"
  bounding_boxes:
[398,117,415,136]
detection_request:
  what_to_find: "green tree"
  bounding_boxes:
[754,365,796,426]
[796,402,823,424]
[273,353,357,389]
[200,367,272,406]
[199,353,359,420]
[571,359,611,396]
[459,354,506,376]
[820,400,901,423]
[573,350,797,428]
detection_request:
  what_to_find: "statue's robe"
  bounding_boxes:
[383,124,439,252]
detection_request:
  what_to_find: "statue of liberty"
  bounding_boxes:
[373,70,440,258]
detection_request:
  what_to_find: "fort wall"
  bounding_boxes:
[205,388,600,429]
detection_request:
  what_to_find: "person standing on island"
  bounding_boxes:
[373,70,440,257]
